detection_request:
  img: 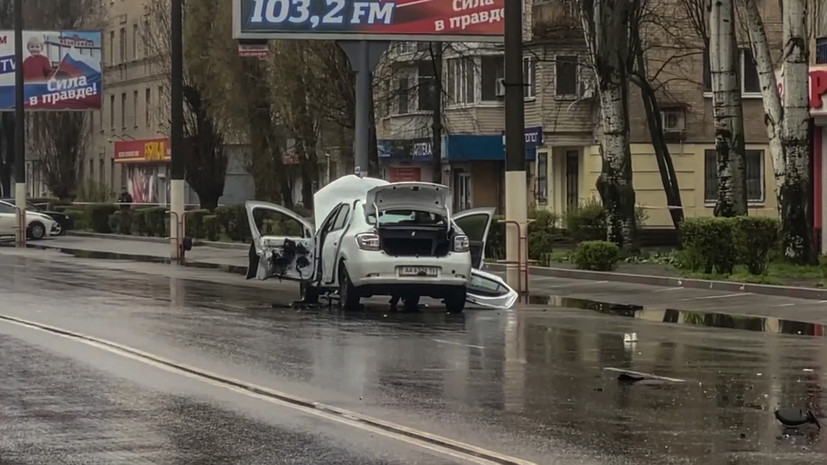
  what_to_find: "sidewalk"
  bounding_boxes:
[9,233,827,325]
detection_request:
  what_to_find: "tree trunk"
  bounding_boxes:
[632,55,684,231]
[430,43,444,185]
[579,0,638,252]
[744,0,785,199]
[779,0,816,264]
[709,0,747,217]
[368,86,380,177]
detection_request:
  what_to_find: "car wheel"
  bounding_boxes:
[444,288,467,313]
[403,295,420,312]
[338,264,360,312]
[52,222,63,236]
[28,222,46,240]
[300,282,320,304]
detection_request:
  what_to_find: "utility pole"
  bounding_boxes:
[14,0,26,248]
[503,0,527,292]
[170,0,185,259]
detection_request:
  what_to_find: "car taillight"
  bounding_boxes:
[453,235,470,253]
[356,233,380,251]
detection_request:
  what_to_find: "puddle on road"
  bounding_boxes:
[529,295,826,337]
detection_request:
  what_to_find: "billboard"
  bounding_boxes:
[233,0,505,42]
[114,138,171,163]
[0,30,102,111]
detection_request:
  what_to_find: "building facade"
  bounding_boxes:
[375,0,789,229]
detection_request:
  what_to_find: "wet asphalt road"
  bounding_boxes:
[1,251,827,464]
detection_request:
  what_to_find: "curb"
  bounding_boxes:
[67,231,248,250]
[28,243,249,276]
[484,264,827,300]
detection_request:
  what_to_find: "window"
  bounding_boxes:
[703,49,761,95]
[332,204,351,230]
[89,159,94,181]
[109,30,115,65]
[133,91,138,127]
[397,78,409,114]
[121,93,127,128]
[447,58,475,104]
[99,158,105,185]
[417,41,431,52]
[133,24,139,60]
[109,95,115,130]
[480,55,504,102]
[704,149,765,203]
[417,61,435,112]
[523,57,536,99]
[817,37,827,64]
[145,88,152,126]
[537,153,548,203]
[555,55,578,96]
[119,27,126,63]
[0,202,14,214]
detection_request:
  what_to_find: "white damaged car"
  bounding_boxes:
[245,175,517,312]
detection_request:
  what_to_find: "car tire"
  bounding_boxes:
[28,222,46,240]
[403,295,420,312]
[338,264,360,312]
[444,288,467,313]
[53,222,63,236]
[301,282,320,304]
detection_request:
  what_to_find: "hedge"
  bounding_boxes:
[574,241,620,271]
[680,216,780,276]
[87,204,119,233]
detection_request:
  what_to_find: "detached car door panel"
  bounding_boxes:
[466,269,518,309]
[245,201,315,282]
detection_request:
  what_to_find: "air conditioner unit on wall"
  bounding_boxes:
[495,78,506,97]
[661,109,686,133]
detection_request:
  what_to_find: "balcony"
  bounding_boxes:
[532,0,581,41]
[817,37,827,64]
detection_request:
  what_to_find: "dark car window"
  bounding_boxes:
[332,204,351,231]
[0,202,15,214]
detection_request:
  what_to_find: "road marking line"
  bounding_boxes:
[652,287,684,293]
[432,339,485,350]
[546,280,609,289]
[0,314,531,465]
[603,367,686,383]
[774,303,796,307]
[681,293,749,301]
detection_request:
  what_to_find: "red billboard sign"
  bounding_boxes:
[233,0,505,42]
[114,138,171,163]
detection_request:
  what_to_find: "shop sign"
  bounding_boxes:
[114,138,171,163]
[389,166,421,182]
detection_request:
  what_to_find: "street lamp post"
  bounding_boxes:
[169,0,185,259]
[14,0,26,248]
[503,0,527,292]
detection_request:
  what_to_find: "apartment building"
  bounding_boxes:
[375,0,789,229]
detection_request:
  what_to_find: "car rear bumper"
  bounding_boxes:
[345,253,472,294]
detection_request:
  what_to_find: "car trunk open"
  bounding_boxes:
[377,224,452,257]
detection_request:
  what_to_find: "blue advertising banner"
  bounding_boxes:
[0,30,103,111]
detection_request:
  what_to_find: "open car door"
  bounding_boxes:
[453,207,496,269]
[245,201,315,282]
[454,208,518,309]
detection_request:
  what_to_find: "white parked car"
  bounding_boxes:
[245,175,517,312]
[0,199,57,240]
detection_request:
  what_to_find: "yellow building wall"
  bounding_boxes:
[539,143,779,228]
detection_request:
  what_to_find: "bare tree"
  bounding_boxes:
[778,0,816,263]
[144,0,229,209]
[577,0,639,251]
[709,0,748,217]
[0,0,12,197]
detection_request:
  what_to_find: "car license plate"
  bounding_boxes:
[399,266,438,277]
